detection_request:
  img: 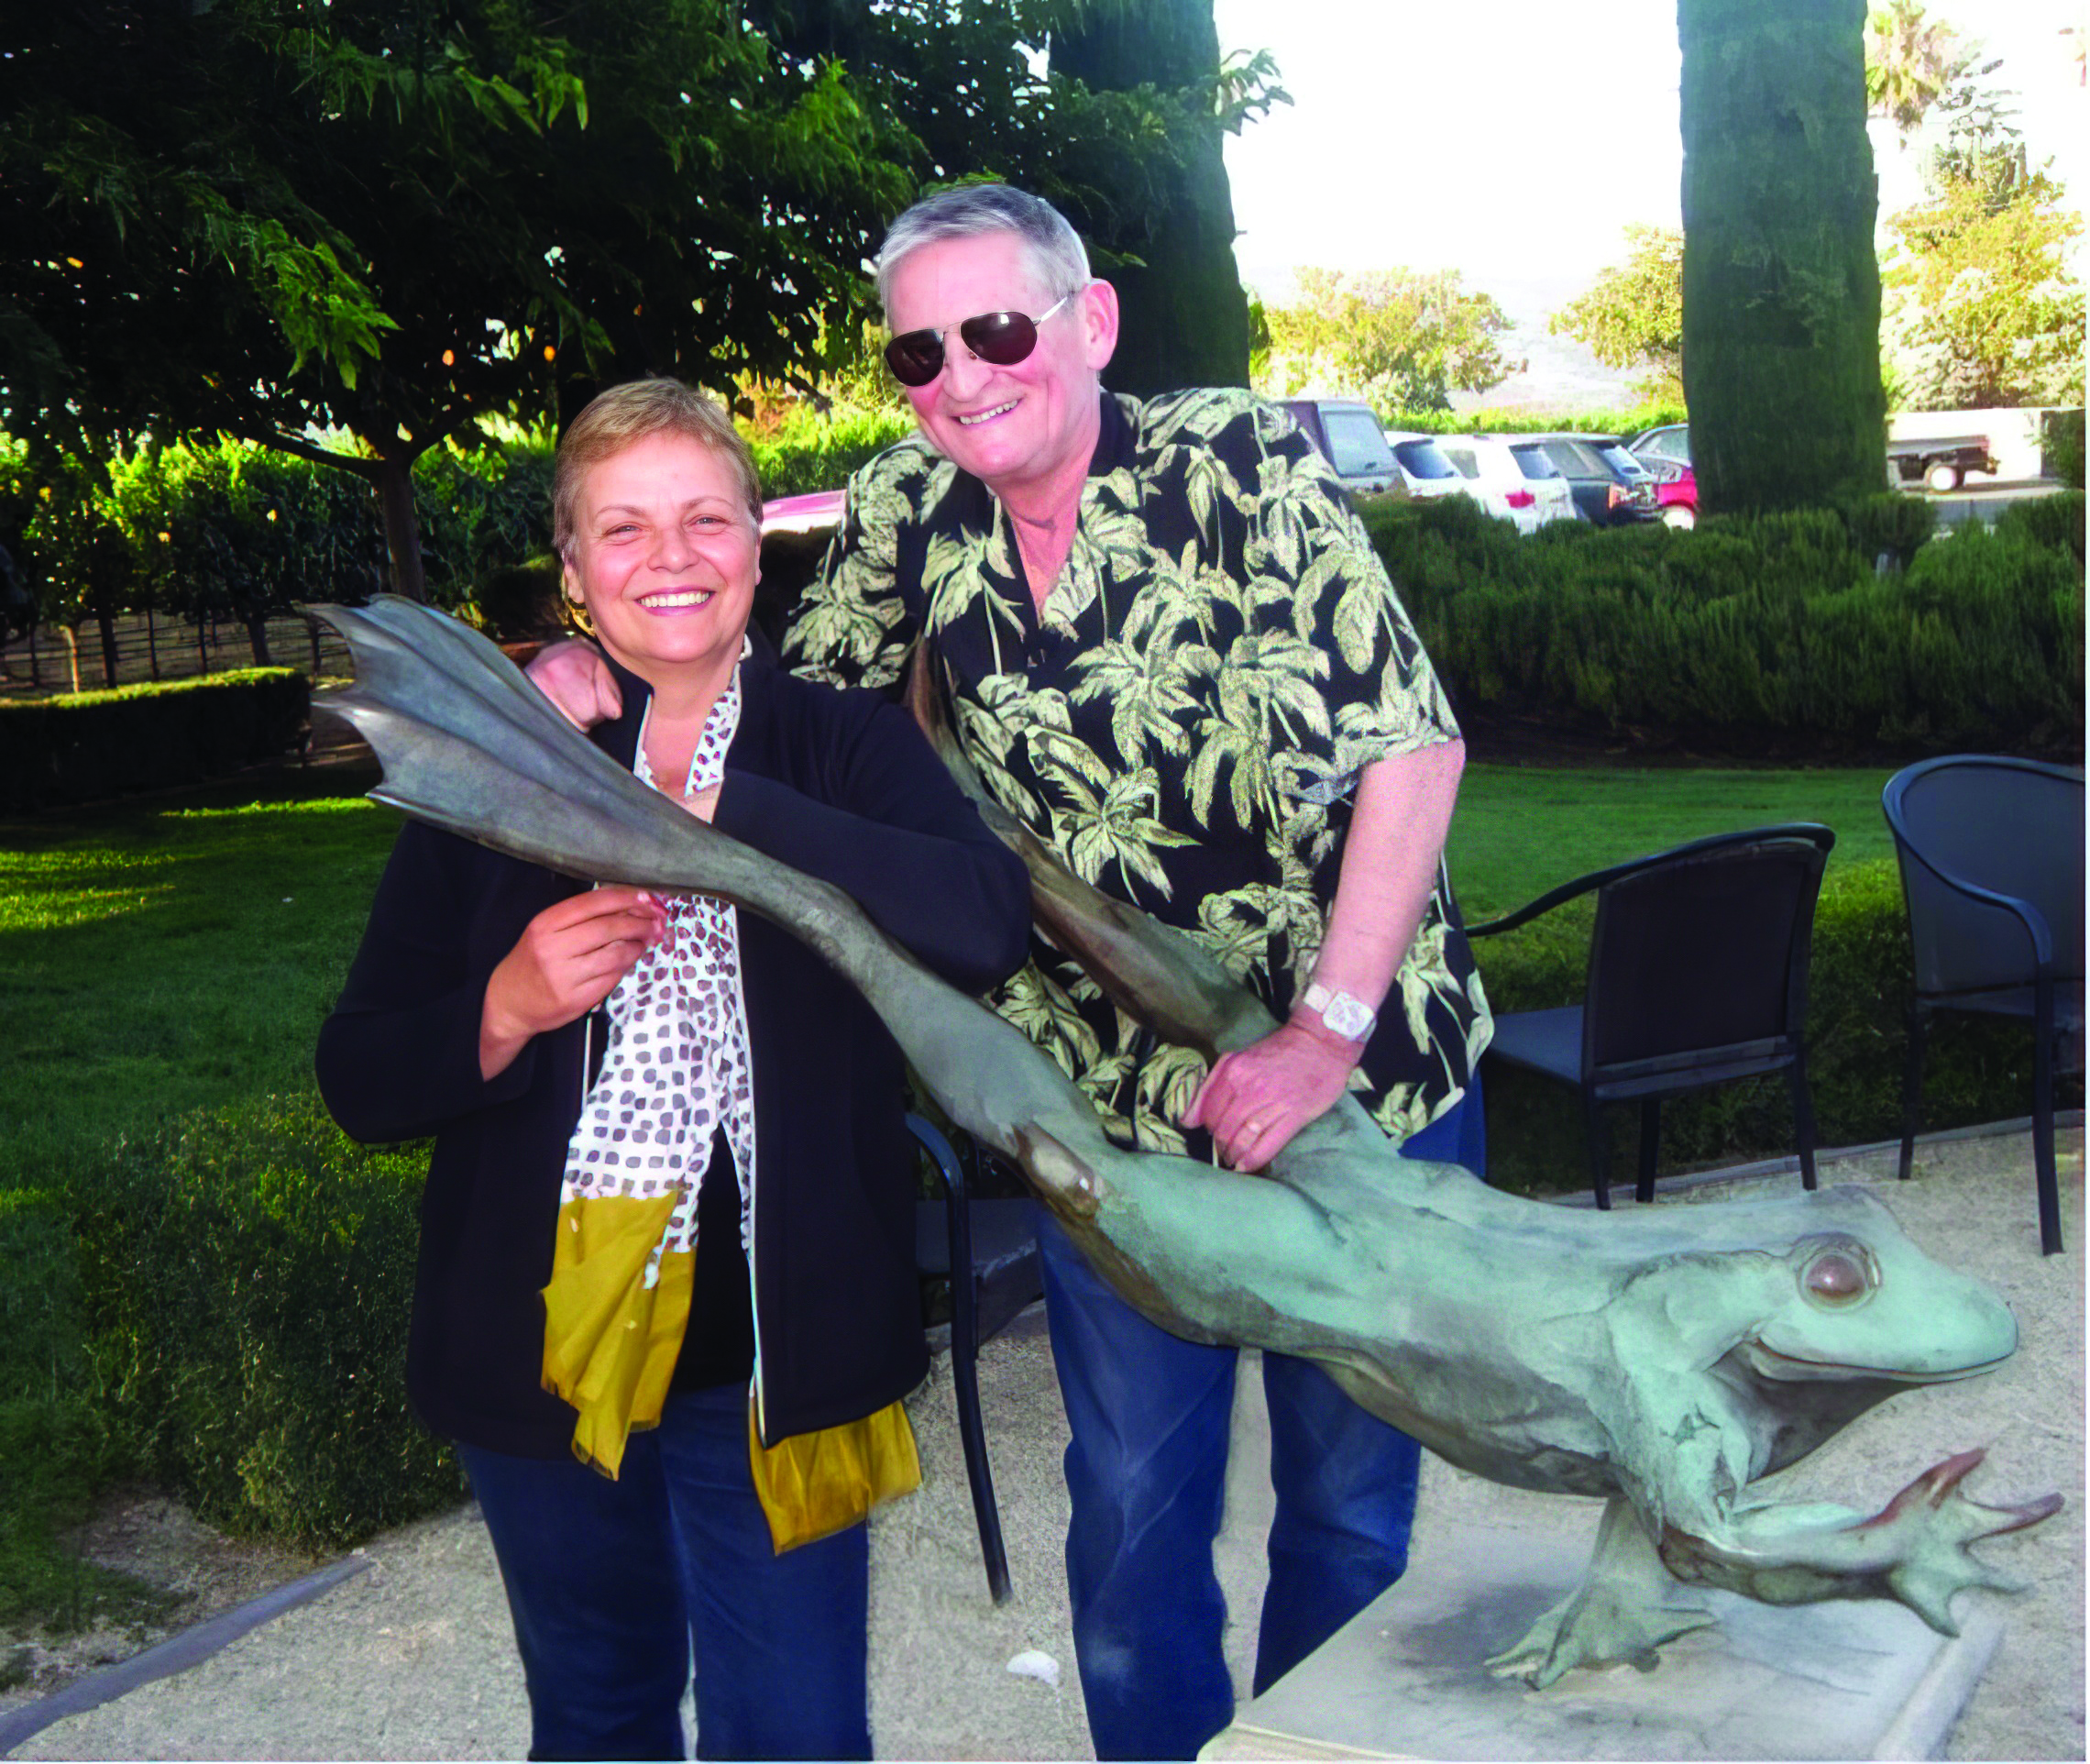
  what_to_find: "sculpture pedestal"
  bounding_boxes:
[1202,1519,2002,1761]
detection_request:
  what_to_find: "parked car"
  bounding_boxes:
[1378,431,1468,501]
[1622,424,1698,528]
[1625,423,1691,470]
[1278,399,1405,501]
[755,488,846,644]
[1512,434,1661,526]
[1886,434,1998,494]
[1436,435,1576,533]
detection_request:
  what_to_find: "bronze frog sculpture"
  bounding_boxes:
[314,599,2060,1687]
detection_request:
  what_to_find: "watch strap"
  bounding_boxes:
[1303,982,1376,1042]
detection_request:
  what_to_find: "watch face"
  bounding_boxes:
[1324,993,1375,1040]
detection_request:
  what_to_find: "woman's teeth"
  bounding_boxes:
[641,590,713,609]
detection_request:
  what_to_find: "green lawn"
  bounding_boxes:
[1447,763,1898,921]
[0,759,1908,1189]
[0,769,402,1189]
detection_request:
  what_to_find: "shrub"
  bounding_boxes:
[0,1187,158,1632]
[746,406,912,498]
[1372,402,1688,438]
[1841,491,1937,570]
[66,1096,464,1547]
[1998,489,2086,566]
[1473,858,2079,1195]
[0,669,310,812]
[468,557,566,642]
[2041,408,2085,489]
[1366,496,2084,760]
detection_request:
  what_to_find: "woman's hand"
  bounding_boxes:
[526,639,622,730]
[478,887,666,1080]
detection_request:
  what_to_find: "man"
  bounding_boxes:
[534,183,1490,1761]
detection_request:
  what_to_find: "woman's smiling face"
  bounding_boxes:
[561,431,760,687]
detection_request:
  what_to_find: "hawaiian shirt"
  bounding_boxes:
[784,387,1490,1153]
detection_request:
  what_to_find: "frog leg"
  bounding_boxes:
[1487,1335,1778,1689]
[1655,1449,2063,1633]
[1486,1496,1717,1690]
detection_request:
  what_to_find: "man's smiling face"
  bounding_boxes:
[882,228,1116,499]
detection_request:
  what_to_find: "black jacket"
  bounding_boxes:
[316,648,1031,1456]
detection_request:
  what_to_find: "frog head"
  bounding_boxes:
[1738,1187,2017,1385]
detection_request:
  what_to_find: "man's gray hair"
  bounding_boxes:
[874,184,1092,315]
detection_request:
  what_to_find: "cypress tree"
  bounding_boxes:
[1678,0,1887,512]
[1051,2,1250,395]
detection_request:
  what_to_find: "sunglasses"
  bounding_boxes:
[883,291,1079,388]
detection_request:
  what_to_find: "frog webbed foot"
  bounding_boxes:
[1485,1497,1716,1690]
[1861,1450,2063,1631]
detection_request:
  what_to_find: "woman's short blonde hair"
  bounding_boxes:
[552,380,763,558]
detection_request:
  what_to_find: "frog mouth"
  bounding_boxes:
[1740,1338,2009,1384]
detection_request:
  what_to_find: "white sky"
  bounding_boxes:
[1214,0,2088,311]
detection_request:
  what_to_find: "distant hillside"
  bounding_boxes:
[1240,262,1645,416]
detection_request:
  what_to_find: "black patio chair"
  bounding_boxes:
[907,1113,1042,1604]
[1467,825,1836,1208]
[1881,756,2085,1256]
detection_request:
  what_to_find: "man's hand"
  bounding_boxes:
[526,638,622,730]
[1182,1019,1360,1172]
[479,887,666,1079]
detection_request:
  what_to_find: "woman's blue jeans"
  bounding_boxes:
[1036,1084,1485,1761]
[456,1384,870,1762]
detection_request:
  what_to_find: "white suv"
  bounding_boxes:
[1437,435,1578,533]
[1379,431,1468,501]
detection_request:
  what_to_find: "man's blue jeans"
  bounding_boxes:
[456,1384,870,1762]
[1037,1083,1485,1761]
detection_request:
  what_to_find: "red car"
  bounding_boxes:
[1624,424,1697,530]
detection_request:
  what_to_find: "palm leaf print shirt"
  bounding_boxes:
[785,388,1490,1153]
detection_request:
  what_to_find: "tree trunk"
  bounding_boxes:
[94,597,119,688]
[1678,0,1886,513]
[373,452,428,601]
[146,604,160,681]
[245,614,273,667]
[1052,2,1250,396]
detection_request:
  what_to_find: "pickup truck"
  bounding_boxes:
[1886,435,1997,494]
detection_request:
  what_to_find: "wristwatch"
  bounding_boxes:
[1302,982,1377,1042]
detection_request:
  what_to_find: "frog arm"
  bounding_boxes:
[1654,1450,2063,1633]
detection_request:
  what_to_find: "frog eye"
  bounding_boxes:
[1798,1239,1876,1307]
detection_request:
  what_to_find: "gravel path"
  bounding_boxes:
[6,1127,2079,1761]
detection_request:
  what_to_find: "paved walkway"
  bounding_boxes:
[4,1127,2081,1761]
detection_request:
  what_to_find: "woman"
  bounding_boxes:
[316,380,1031,1761]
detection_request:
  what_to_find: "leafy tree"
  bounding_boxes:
[1678,0,1886,513]
[1260,269,1512,413]
[1550,226,1686,403]
[747,0,1285,397]
[1864,0,1988,142]
[2,0,912,601]
[1884,170,2085,408]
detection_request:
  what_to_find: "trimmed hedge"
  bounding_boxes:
[1474,856,2082,1195]
[1366,494,2084,759]
[64,1097,463,1546]
[0,668,309,812]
